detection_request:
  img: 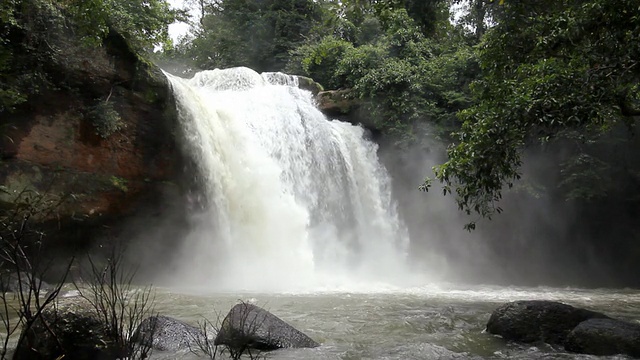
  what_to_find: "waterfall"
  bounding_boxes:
[166,67,411,292]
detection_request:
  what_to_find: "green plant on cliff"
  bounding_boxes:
[0,2,20,112]
[0,0,57,113]
[89,98,124,139]
[110,176,129,192]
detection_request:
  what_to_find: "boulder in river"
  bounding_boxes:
[13,296,118,360]
[564,317,640,357]
[134,315,205,352]
[214,303,319,351]
[486,300,608,345]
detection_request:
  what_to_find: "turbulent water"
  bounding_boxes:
[166,67,414,292]
[160,68,640,360]
[149,286,640,360]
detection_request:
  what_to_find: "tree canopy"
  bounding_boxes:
[175,0,324,72]
[5,0,639,233]
[0,0,179,112]
[427,0,640,228]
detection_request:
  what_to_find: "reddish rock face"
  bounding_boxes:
[0,32,180,235]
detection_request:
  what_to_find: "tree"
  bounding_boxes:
[289,5,477,143]
[65,0,180,50]
[428,0,640,228]
[0,0,179,114]
[177,0,324,72]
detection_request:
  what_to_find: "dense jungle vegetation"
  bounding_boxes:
[2,0,639,241]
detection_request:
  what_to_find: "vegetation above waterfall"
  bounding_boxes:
[1,0,639,285]
[2,0,638,228]
[0,0,181,113]
[161,0,640,229]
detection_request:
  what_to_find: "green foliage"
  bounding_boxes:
[0,0,178,115]
[109,176,128,192]
[0,0,46,113]
[432,0,640,220]
[174,0,324,72]
[290,6,477,144]
[290,36,354,89]
[89,100,124,139]
[65,0,179,50]
[0,0,26,112]
[160,0,472,146]
[326,0,449,36]
[558,153,611,201]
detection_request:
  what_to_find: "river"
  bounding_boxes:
[149,285,640,359]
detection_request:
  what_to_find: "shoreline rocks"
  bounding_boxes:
[487,300,640,358]
[565,317,640,357]
[134,315,205,352]
[486,300,608,345]
[214,303,320,351]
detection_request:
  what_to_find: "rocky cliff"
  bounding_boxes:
[0,23,181,249]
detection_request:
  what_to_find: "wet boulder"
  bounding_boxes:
[134,315,205,352]
[564,318,640,357]
[296,76,324,95]
[316,89,359,117]
[486,300,608,345]
[214,303,319,351]
[13,296,119,360]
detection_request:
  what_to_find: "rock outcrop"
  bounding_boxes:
[214,303,319,351]
[316,89,359,117]
[565,318,640,357]
[134,315,205,352]
[486,300,607,345]
[487,300,640,358]
[296,76,324,95]
[315,89,381,132]
[0,4,180,249]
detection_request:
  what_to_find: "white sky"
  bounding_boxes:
[168,0,192,41]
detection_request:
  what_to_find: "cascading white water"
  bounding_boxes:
[166,67,412,292]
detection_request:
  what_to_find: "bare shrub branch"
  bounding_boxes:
[0,188,71,358]
[78,243,156,359]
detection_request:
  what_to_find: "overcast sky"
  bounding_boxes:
[168,0,191,41]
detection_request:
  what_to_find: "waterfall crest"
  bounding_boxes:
[166,67,411,292]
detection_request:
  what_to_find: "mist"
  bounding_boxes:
[378,122,640,288]
[110,63,640,292]
[102,54,638,291]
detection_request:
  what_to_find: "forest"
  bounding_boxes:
[1,0,640,285]
[160,0,639,280]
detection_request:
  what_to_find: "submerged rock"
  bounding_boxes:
[565,318,640,357]
[486,300,607,345]
[0,272,53,294]
[134,315,205,352]
[214,303,319,351]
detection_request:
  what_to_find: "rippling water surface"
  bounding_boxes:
[148,284,640,359]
